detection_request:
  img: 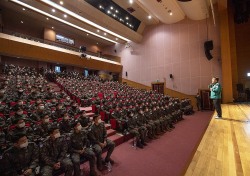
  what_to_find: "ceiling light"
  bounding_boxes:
[116,10,119,13]
[52,26,54,29]
[110,6,113,10]
[97,30,100,32]
[52,9,56,12]
[64,14,67,18]
[97,42,99,44]
[46,17,49,20]
[116,38,118,40]
[113,14,116,17]
[99,5,102,9]
[104,33,107,35]
[107,10,111,14]
[22,8,25,11]
[59,1,63,5]
[21,21,24,23]
[168,10,173,16]
[148,15,152,19]
[129,0,133,4]
[87,34,89,36]
[10,0,118,43]
[31,0,129,42]
[126,16,129,20]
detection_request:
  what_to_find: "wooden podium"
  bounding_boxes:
[152,82,165,94]
[199,89,213,110]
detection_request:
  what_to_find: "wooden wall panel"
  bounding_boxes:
[235,20,250,88]
[0,35,122,73]
[218,0,234,103]
[122,78,197,110]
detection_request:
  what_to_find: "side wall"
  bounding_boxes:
[103,9,222,95]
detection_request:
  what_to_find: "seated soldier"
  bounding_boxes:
[52,103,66,120]
[59,113,72,134]
[78,110,91,129]
[2,132,39,176]
[40,126,73,176]
[70,121,98,176]
[89,115,115,171]
[127,111,146,148]
[68,102,80,117]
[12,99,28,112]
[33,113,53,138]
[63,96,73,107]
[7,116,33,141]
[31,103,48,122]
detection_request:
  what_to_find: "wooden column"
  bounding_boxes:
[218,0,234,103]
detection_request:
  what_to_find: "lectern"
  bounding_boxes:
[199,89,213,110]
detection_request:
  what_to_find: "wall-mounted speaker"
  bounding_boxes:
[204,40,213,60]
[205,50,213,60]
[204,40,213,50]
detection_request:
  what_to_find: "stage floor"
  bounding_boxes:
[185,103,250,176]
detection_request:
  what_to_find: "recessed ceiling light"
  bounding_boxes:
[64,14,67,18]
[116,10,119,13]
[86,33,89,36]
[97,30,100,32]
[97,42,99,44]
[59,1,63,5]
[129,0,133,4]
[113,14,116,17]
[99,5,102,9]
[22,8,25,11]
[168,10,173,16]
[46,17,49,20]
[107,10,111,14]
[104,33,107,35]
[11,0,123,43]
[126,16,129,20]
[52,26,54,29]
[21,21,24,23]
[148,15,152,19]
[116,38,118,40]
[52,9,56,12]
[110,6,113,10]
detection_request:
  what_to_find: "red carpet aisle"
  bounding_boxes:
[104,111,213,176]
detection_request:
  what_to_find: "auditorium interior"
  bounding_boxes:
[0,0,250,176]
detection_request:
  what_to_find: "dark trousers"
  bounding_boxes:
[213,99,222,117]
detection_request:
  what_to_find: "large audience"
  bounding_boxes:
[0,64,193,176]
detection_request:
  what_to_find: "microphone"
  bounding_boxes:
[208,84,214,88]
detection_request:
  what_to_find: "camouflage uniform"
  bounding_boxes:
[70,130,96,176]
[40,136,73,176]
[88,122,115,168]
[2,142,39,176]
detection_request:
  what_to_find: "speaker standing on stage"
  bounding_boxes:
[209,77,222,119]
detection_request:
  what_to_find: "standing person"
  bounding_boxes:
[210,77,222,119]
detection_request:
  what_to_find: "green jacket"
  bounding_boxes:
[210,83,222,99]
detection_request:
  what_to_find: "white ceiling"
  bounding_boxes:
[0,0,218,46]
